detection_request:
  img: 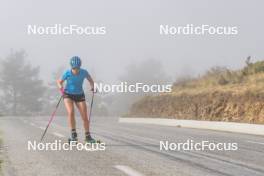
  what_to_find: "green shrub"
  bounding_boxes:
[173,58,264,88]
[218,75,229,85]
[243,60,264,75]
[203,66,244,86]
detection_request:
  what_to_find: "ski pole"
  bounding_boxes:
[88,91,95,122]
[88,90,101,143]
[40,95,63,141]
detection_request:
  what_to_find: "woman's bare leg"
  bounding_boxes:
[75,101,90,133]
[64,98,76,130]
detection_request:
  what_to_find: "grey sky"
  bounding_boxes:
[0,0,263,83]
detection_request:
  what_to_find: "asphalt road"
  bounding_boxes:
[0,116,264,176]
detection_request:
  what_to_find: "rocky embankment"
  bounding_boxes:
[130,91,264,124]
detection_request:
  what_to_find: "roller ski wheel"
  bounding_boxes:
[68,137,78,144]
[85,139,101,144]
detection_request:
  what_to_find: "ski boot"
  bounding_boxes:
[85,133,100,144]
[68,130,78,144]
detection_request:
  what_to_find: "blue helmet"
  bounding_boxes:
[70,56,81,69]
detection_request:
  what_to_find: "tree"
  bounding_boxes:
[0,50,46,115]
[47,66,65,101]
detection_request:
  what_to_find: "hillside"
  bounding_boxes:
[129,58,264,124]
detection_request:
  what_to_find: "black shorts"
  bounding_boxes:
[63,93,86,102]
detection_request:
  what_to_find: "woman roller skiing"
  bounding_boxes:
[57,56,96,143]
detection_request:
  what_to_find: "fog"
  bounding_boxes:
[0,0,264,83]
[0,0,264,115]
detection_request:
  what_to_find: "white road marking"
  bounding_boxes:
[53,132,65,138]
[247,140,264,145]
[30,123,36,126]
[39,127,45,130]
[115,165,145,176]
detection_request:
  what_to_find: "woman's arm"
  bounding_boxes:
[57,79,64,89]
[57,79,65,95]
